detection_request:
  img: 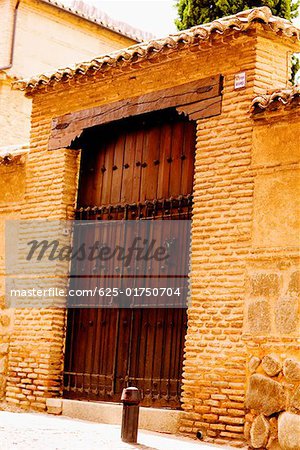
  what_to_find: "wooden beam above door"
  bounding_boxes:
[48,74,223,151]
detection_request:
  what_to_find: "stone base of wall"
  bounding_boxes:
[0,306,14,401]
[245,352,300,449]
[0,340,9,400]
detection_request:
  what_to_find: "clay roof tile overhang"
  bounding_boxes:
[13,7,300,95]
[251,87,300,114]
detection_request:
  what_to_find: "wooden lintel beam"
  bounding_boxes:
[176,96,222,120]
[48,75,222,150]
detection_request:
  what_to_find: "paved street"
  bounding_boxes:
[0,411,231,450]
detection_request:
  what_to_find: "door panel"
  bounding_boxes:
[77,110,195,207]
[64,110,195,408]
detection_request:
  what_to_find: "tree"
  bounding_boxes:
[175,1,300,83]
[175,0,299,30]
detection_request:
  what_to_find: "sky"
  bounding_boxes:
[63,0,300,38]
[64,0,178,37]
[63,0,300,37]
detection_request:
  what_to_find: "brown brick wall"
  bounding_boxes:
[10,0,136,79]
[179,32,299,446]
[0,0,15,67]
[0,151,27,402]
[0,78,32,148]
[0,0,136,149]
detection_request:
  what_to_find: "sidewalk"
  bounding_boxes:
[0,411,232,450]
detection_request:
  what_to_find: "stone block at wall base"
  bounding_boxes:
[246,374,286,416]
[278,412,300,450]
[250,414,270,448]
[46,398,62,415]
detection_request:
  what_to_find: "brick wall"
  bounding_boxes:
[179,33,299,447]
[10,0,136,79]
[0,150,27,402]
[0,0,15,67]
[0,77,32,148]
[0,0,136,149]
[0,25,299,447]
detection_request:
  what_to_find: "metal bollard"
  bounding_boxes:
[121,387,140,444]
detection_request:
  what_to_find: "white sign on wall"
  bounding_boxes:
[234,72,247,89]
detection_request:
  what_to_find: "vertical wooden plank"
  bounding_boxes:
[128,309,142,385]
[76,308,89,391]
[157,122,172,200]
[120,131,136,204]
[91,308,102,394]
[140,124,161,202]
[114,309,132,395]
[169,121,184,197]
[131,129,144,203]
[110,131,125,204]
[150,309,164,403]
[101,309,116,396]
[180,121,196,196]
[101,138,115,205]
[103,308,118,397]
[77,149,97,206]
[84,308,96,394]
[93,139,107,205]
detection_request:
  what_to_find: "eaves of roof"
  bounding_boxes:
[13,7,300,94]
[251,86,300,114]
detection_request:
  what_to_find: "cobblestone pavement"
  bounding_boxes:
[0,411,232,450]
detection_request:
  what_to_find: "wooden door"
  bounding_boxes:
[64,109,196,408]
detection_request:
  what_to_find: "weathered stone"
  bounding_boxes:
[275,297,299,334]
[244,413,254,441]
[288,271,300,296]
[278,412,300,450]
[246,374,286,416]
[0,356,6,374]
[267,439,283,450]
[250,414,270,448]
[269,417,278,434]
[290,386,300,412]
[0,314,10,327]
[262,354,282,377]
[244,420,251,441]
[0,374,6,396]
[247,299,271,335]
[283,358,300,382]
[249,356,261,374]
[46,398,62,415]
[0,343,9,354]
[251,273,280,297]
[267,417,279,449]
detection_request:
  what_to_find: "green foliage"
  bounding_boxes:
[290,54,300,84]
[175,0,299,30]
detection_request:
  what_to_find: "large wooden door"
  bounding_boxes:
[64,110,196,408]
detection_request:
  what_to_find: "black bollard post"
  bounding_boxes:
[121,387,140,444]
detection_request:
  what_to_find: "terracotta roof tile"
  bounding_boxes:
[251,87,300,113]
[14,7,300,94]
[0,143,29,162]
